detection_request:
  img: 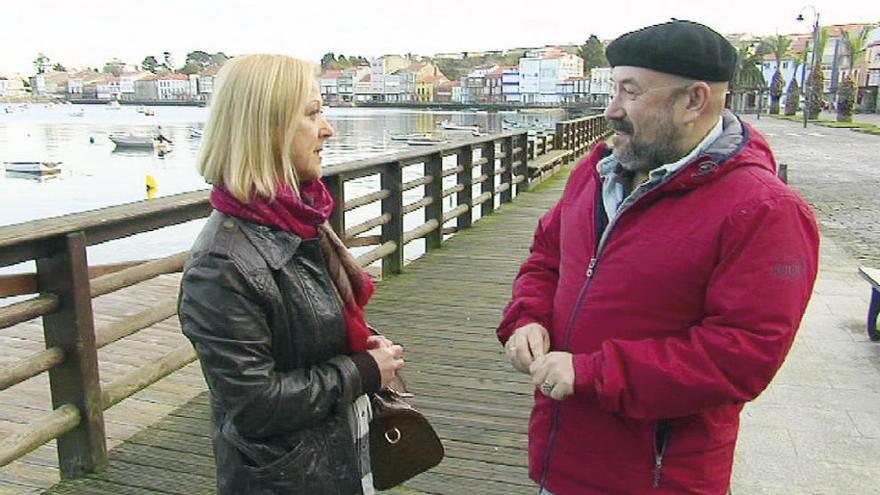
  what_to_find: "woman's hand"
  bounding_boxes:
[367,344,405,389]
[366,335,394,349]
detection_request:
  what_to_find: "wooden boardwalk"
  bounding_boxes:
[10,165,572,495]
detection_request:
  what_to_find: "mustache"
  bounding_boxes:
[607,118,634,134]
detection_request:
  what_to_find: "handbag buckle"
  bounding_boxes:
[384,427,402,444]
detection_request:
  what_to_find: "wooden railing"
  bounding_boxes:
[0,114,608,480]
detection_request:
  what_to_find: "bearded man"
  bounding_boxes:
[498,20,820,494]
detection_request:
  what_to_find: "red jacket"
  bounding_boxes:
[498,115,819,494]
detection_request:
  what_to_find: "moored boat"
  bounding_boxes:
[4,161,62,175]
[109,135,156,148]
[438,120,481,132]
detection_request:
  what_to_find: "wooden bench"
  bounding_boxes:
[858,266,880,341]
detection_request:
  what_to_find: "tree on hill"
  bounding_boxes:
[162,51,174,72]
[33,53,50,74]
[578,35,607,76]
[141,55,160,73]
[102,58,127,76]
[52,62,66,72]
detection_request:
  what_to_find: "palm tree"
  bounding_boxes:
[730,43,765,112]
[763,35,792,114]
[806,27,829,120]
[784,51,806,116]
[836,26,873,121]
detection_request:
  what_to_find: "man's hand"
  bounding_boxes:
[504,323,550,374]
[530,352,575,401]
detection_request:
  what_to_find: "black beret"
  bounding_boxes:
[606,20,737,82]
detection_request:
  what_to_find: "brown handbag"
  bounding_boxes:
[369,388,444,490]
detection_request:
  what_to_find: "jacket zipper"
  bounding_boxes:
[539,188,607,488]
[653,420,671,489]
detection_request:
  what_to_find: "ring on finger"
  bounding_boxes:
[540,380,555,394]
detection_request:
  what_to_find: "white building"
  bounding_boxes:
[589,67,613,107]
[502,67,521,102]
[157,74,192,100]
[320,70,342,102]
[518,48,584,104]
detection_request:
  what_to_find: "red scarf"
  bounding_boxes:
[210,181,375,353]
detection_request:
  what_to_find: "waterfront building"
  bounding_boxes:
[502,67,521,103]
[559,75,590,103]
[338,66,371,103]
[156,73,193,101]
[320,70,342,103]
[0,75,27,99]
[434,80,462,103]
[31,71,69,98]
[589,67,612,107]
[518,47,584,104]
[486,66,514,103]
[195,68,218,102]
[95,71,153,101]
[461,65,495,104]
[416,74,446,102]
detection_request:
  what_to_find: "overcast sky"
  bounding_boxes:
[2,0,876,74]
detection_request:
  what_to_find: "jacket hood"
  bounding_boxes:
[597,111,778,194]
[663,111,778,192]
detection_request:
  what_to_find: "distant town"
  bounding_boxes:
[1,22,878,115]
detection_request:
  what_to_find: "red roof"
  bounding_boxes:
[321,70,343,79]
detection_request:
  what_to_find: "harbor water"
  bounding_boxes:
[0,103,563,271]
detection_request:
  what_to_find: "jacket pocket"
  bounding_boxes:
[221,421,313,482]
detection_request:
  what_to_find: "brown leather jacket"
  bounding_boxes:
[179,211,365,494]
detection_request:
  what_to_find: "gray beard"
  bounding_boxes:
[614,117,685,174]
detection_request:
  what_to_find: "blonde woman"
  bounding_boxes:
[178,54,404,494]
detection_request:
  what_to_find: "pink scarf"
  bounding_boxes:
[210,181,375,353]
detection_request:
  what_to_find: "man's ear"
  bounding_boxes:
[681,82,711,123]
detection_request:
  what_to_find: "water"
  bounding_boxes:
[0,103,563,272]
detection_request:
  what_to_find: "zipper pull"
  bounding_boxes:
[586,257,597,278]
[653,454,663,488]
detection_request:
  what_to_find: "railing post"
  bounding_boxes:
[424,152,443,250]
[500,137,513,203]
[380,162,404,277]
[517,133,531,192]
[456,145,474,230]
[481,141,496,217]
[36,232,106,479]
[555,122,566,151]
[323,174,345,236]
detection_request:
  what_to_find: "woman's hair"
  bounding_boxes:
[197,54,315,202]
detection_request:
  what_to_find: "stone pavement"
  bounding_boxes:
[730,116,880,494]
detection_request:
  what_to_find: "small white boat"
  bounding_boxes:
[105,100,122,110]
[110,135,155,148]
[438,120,480,132]
[390,132,436,142]
[4,161,62,175]
[405,137,447,146]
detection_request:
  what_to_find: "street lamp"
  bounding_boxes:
[797,6,820,128]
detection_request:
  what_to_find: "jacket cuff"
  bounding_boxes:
[350,352,381,394]
[573,352,601,399]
